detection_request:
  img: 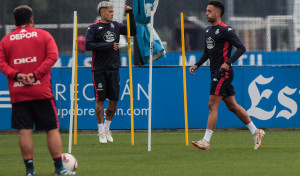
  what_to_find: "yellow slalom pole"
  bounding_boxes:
[74,13,78,145]
[180,12,189,146]
[127,13,134,146]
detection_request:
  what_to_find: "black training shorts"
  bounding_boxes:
[92,70,120,101]
[210,70,235,97]
[11,98,59,130]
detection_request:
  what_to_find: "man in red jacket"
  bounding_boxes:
[0,5,75,175]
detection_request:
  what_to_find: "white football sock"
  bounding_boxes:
[104,120,111,130]
[98,124,104,133]
[203,129,213,142]
[246,121,257,135]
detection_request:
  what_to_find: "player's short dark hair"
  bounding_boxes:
[14,5,33,26]
[208,0,225,17]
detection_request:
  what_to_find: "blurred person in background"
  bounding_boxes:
[0,5,75,175]
[189,0,265,151]
[85,1,136,144]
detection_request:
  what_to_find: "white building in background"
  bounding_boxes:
[293,0,300,50]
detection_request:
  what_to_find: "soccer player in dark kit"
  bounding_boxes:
[189,0,265,150]
[85,1,136,144]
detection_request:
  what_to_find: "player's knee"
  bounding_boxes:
[226,104,237,112]
[208,102,217,111]
[109,100,118,108]
[96,101,104,106]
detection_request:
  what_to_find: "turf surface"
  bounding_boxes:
[0,130,299,176]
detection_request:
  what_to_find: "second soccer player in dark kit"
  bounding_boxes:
[85,1,137,144]
[189,0,265,150]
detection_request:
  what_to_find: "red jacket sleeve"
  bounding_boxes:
[33,35,58,80]
[0,41,19,80]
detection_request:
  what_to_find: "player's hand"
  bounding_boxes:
[125,5,132,11]
[220,63,230,72]
[189,65,198,75]
[17,73,27,82]
[17,73,33,86]
[113,43,119,50]
[26,73,36,85]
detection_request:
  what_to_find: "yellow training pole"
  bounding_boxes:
[180,12,189,146]
[74,13,78,145]
[127,13,134,146]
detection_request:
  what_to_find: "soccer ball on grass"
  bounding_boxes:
[62,153,78,171]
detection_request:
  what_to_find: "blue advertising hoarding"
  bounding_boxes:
[0,66,299,130]
[55,52,300,68]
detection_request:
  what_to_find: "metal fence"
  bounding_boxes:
[1,0,300,65]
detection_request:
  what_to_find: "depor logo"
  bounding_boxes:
[14,56,37,65]
[206,37,215,49]
[103,31,116,42]
[247,74,298,120]
[10,31,37,41]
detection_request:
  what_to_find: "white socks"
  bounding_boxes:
[98,120,112,133]
[202,122,257,142]
[98,124,104,133]
[104,120,111,131]
[203,129,214,142]
[246,121,257,135]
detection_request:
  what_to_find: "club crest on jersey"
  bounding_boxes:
[206,37,215,49]
[215,29,219,34]
[103,31,116,42]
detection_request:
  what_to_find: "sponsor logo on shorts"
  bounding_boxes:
[97,83,104,91]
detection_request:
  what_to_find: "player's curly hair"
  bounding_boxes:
[208,0,225,17]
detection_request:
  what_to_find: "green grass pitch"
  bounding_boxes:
[0,130,299,176]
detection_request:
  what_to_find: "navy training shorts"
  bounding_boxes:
[92,70,120,101]
[210,70,235,97]
[11,98,59,131]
